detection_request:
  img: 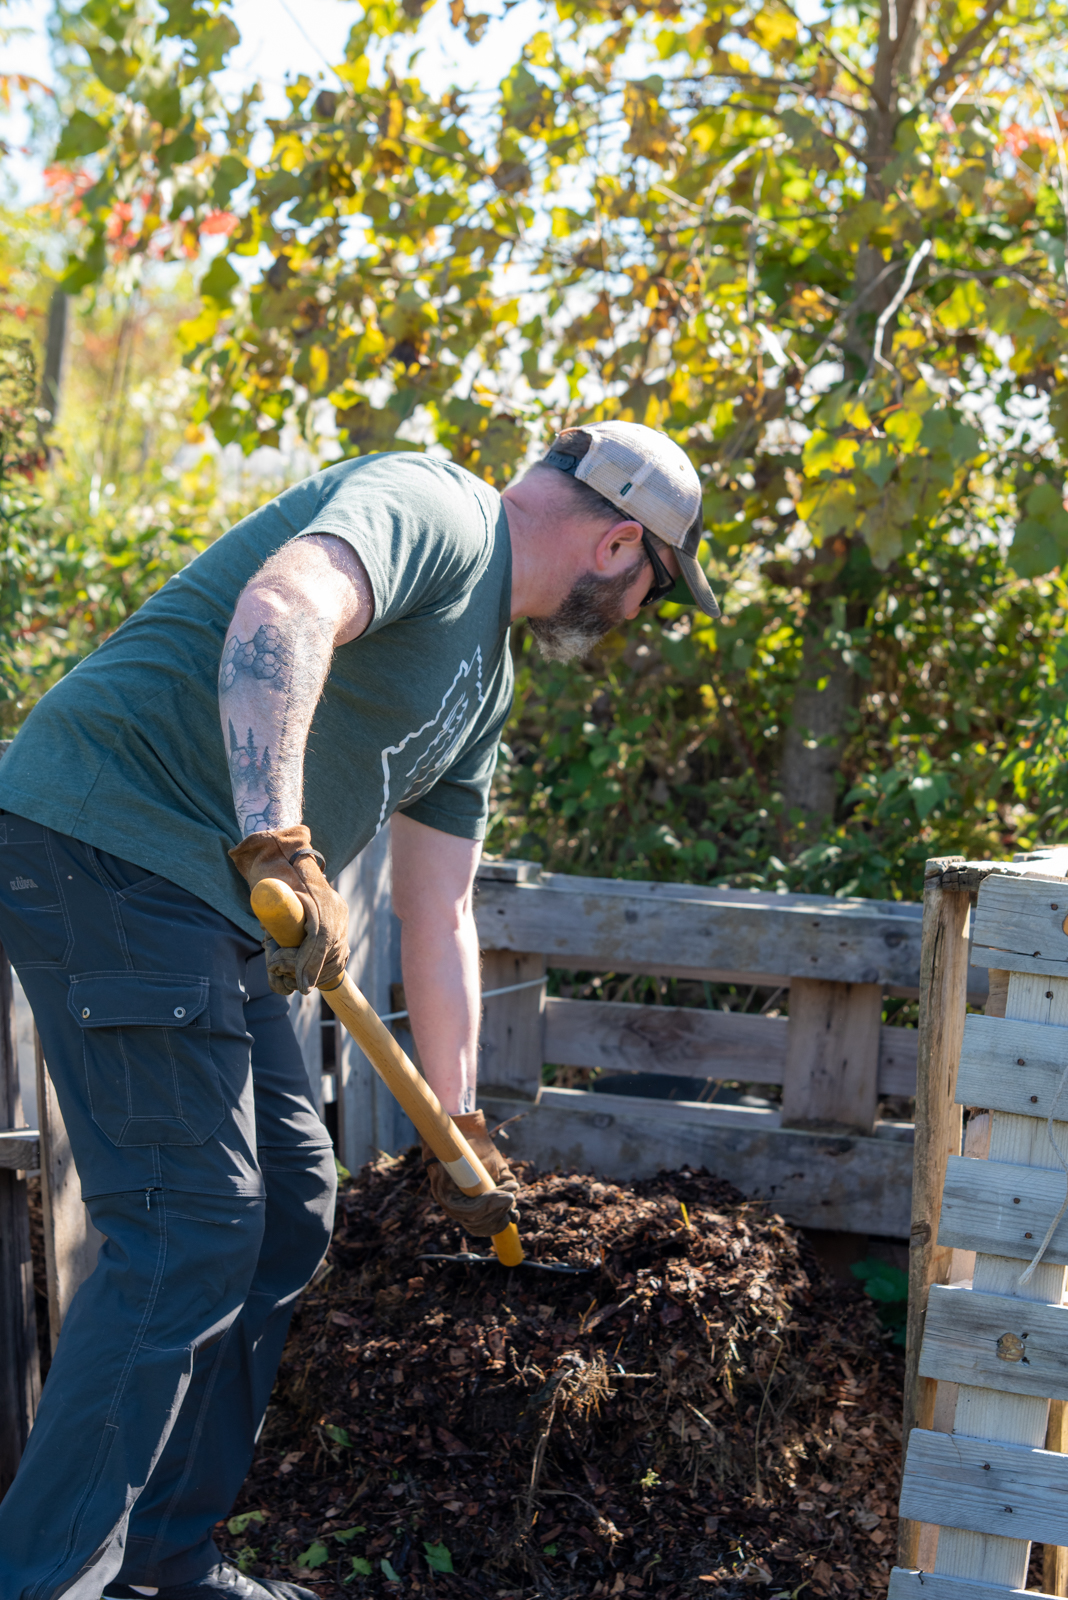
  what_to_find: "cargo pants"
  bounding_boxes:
[0,812,337,1600]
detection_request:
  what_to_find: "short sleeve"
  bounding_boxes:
[398,701,510,840]
[294,454,496,633]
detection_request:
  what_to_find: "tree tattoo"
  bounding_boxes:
[219,621,305,834]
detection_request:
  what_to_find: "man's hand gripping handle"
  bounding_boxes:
[249,877,524,1268]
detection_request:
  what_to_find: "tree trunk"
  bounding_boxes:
[780,622,855,828]
[780,0,926,830]
[40,290,67,434]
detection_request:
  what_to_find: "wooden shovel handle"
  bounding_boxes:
[250,877,523,1268]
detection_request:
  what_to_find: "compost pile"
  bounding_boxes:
[217,1153,903,1598]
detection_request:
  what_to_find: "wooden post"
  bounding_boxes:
[335,827,408,1172]
[781,977,882,1133]
[898,859,971,1572]
[35,1030,103,1352]
[0,944,39,1497]
[478,950,545,1101]
[1046,1398,1068,1597]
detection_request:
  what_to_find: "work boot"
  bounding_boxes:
[103,1563,319,1600]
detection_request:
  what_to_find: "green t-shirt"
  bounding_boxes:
[0,453,514,938]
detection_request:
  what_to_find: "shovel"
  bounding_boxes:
[250,878,524,1268]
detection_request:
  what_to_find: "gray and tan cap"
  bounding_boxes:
[545,420,720,619]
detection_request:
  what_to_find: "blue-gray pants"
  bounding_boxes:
[0,812,337,1600]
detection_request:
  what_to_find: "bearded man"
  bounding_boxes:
[0,421,717,1600]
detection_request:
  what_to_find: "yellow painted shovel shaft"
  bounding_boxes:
[250,877,523,1268]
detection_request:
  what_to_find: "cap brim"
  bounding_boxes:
[677,549,720,619]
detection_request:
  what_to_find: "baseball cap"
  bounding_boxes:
[544,420,720,619]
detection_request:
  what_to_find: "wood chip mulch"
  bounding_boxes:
[215,1152,903,1598]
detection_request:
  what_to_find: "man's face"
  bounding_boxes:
[527,552,653,663]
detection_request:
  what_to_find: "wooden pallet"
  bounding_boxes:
[893,870,1068,1597]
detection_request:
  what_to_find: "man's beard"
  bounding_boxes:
[527,557,645,663]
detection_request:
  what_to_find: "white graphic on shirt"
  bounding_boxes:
[377,649,485,830]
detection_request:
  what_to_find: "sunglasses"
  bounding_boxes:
[639,531,678,609]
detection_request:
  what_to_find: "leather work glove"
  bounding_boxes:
[229,825,350,997]
[422,1110,520,1237]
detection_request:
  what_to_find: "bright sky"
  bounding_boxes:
[0,0,543,199]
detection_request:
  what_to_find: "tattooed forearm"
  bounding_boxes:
[218,535,376,839]
[219,607,333,836]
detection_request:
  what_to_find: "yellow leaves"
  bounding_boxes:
[910,172,945,214]
[797,478,856,543]
[936,278,986,333]
[884,408,923,451]
[308,346,329,392]
[803,429,857,475]
[623,80,678,164]
[526,31,553,66]
[379,97,405,142]
[748,1,797,53]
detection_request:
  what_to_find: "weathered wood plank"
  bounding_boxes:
[0,941,39,1496]
[934,969,1068,1587]
[474,876,926,988]
[919,1282,1068,1400]
[479,1086,914,1235]
[479,950,545,1099]
[939,1153,1068,1264]
[889,1569,1055,1600]
[537,1086,782,1129]
[36,1028,103,1352]
[0,1129,39,1170]
[900,1429,1068,1549]
[900,869,971,1572]
[971,873,1068,976]
[782,978,882,1133]
[542,995,918,1095]
[957,1013,1068,1120]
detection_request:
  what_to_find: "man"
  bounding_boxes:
[0,421,717,1600]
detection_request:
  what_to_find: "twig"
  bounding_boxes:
[860,237,932,391]
[753,1337,784,1500]
[797,258,901,379]
[923,0,1009,97]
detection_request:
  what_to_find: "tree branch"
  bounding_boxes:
[924,0,1009,98]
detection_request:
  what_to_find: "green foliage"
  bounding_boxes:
[296,1540,330,1569]
[850,1257,909,1344]
[346,1556,373,1578]
[423,1540,454,1574]
[226,1510,266,1536]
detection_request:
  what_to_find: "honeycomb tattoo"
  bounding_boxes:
[219,624,288,692]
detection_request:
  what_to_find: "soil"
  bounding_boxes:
[215,1153,904,1599]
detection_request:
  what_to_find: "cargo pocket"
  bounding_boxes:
[69,972,224,1146]
[0,816,73,969]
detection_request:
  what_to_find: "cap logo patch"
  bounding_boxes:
[619,481,632,495]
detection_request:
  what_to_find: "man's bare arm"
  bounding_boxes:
[219,535,373,836]
[390,813,482,1115]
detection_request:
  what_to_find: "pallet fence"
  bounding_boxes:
[3,833,1057,1503]
[895,853,1068,1599]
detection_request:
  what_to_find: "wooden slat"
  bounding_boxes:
[479,950,545,1099]
[900,868,972,1572]
[933,964,1068,1587]
[542,995,918,1095]
[479,1086,914,1235]
[957,1013,1068,1120]
[1046,1399,1068,1596]
[782,978,882,1133]
[890,1568,1056,1600]
[537,1085,781,1130]
[919,1282,1068,1400]
[0,1129,39,1170]
[36,1028,103,1352]
[971,873,1068,976]
[900,1428,1068,1548]
[0,942,39,1496]
[474,876,926,988]
[939,1153,1068,1264]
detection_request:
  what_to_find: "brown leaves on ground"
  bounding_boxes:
[215,1153,903,1598]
